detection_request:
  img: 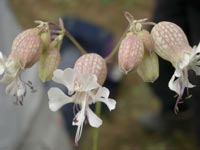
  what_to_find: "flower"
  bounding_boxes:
[0,53,25,104]
[0,27,42,104]
[168,43,200,112]
[0,53,37,105]
[48,68,116,144]
[151,21,200,113]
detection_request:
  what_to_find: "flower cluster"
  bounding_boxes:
[118,12,159,83]
[0,19,64,105]
[1,11,200,145]
[118,12,200,113]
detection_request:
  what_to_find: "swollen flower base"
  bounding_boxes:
[151,21,200,113]
[48,68,116,144]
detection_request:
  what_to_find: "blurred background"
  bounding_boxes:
[3,0,198,149]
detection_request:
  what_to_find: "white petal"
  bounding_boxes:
[0,65,4,75]
[174,67,182,77]
[5,80,18,96]
[195,42,200,53]
[94,87,116,111]
[74,122,84,145]
[96,87,109,98]
[0,52,4,60]
[179,53,190,69]
[52,68,75,91]
[0,73,14,83]
[16,80,26,97]
[48,87,73,111]
[79,74,100,91]
[192,66,200,75]
[73,100,86,126]
[72,101,86,145]
[86,107,102,128]
[0,52,6,64]
[168,69,194,96]
[0,52,6,75]
[168,71,181,94]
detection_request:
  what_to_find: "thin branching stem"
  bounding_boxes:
[64,30,87,54]
[105,27,129,63]
[48,20,87,54]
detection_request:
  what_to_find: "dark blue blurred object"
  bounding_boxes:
[61,17,114,57]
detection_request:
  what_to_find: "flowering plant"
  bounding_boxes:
[1,11,200,148]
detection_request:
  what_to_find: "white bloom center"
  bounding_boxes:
[48,68,116,144]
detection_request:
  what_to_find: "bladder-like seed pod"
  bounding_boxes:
[151,21,192,66]
[74,53,107,85]
[9,28,42,68]
[118,32,144,74]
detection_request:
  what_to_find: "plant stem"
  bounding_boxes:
[105,28,128,62]
[64,30,87,54]
[92,102,102,150]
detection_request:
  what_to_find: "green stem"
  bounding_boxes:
[105,28,129,63]
[64,30,87,54]
[92,102,102,150]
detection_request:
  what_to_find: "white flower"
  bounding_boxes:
[48,68,116,144]
[168,42,200,113]
[0,51,35,105]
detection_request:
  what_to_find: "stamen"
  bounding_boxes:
[25,80,37,93]
[174,95,182,114]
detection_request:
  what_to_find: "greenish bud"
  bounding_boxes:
[40,31,51,51]
[38,47,60,82]
[137,51,159,83]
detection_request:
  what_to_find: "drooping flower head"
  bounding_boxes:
[151,21,200,113]
[48,53,116,145]
[0,19,65,104]
[0,27,43,104]
[118,12,157,74]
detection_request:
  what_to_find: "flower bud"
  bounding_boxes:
[74,53,107,85]
[40,31,51,51]
[118,32,144,74]
[151,21,192,66]
[39,47,60,82]
[137,29,154,53]
[10,28,42,68]
[137,52,159,82]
